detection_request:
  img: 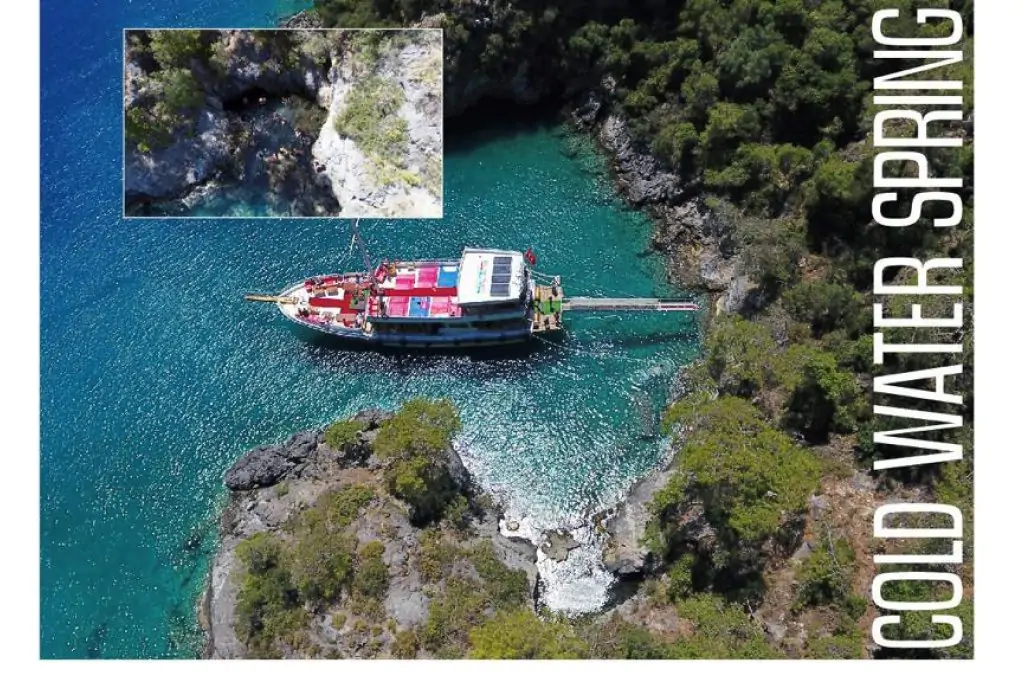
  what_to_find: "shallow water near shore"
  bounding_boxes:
[41,0,700,658]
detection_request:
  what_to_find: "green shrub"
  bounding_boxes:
[334,75,408,171]
[233,533,306,657]
[666,554,696,602]
[785,350,864,443]
[416,529,459,581]
[324,418,363,451]
[374,398,461,462]
[420,577,489,657]
[290,521,355,604]
[806,627,864,659]
[705,316,778,398]
[658,397,820,545]
[286,96,328,138]
[672,594,779,659]
[125,105,175,153]
[148,29,208,70]
[468,609,587,659]
[467,542,529,610]
[793,535,860,615]
[386,455,460,524]
[391,629,419,659]
[286,485,373,604]
[782,281,866,338]
[154,68,204,111]
[353,540,390,600]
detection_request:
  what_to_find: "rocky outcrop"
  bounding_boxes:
[198,32,330,104]
[540,530,581,563]
[600,467,675,580]
[125,30,442,217]
[597,115,685,208]
[124,30,334,208]
[224,410,387,491]
[590,114,757,313]
[278,10,324,29]
[202,410,542,659]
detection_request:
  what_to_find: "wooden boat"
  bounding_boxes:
[244,223,699,349]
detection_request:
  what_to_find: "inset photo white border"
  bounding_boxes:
[122,27,444,220]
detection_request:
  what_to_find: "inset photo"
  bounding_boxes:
[123,28,443,218]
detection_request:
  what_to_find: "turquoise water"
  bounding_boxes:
[41,0,700,659]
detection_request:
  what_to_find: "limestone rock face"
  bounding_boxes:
[601,468,675,579]
[200,31,327,104]
[312,37,443,218]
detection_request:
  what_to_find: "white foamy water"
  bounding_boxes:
[458,434,676,614]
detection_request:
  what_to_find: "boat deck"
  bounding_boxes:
[371,261,462,319]
[532,283,564,332]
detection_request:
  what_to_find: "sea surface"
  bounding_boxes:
[41,0,701,658]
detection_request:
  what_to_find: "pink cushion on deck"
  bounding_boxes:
[416,266,439,288]
[395,275,415,290]
[387,297,410,317]
[429,298,451,316]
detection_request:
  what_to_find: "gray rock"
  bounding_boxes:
[541,530,581,562]
[490,532,540,600]
[278,10,324,29]
[597,115,682,206]
[852,471,876,491]
[601,467,676,579]
[571,91,603,127]
[384,575,430,630]
[809,495,829,520]
[444,446,472,493]
[224,446,296,490]
[352,408,394,430]
[224,430,319,490]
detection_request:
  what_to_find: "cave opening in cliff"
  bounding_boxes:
[222,87,280,113]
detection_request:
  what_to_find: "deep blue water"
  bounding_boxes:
[41,0,700,658]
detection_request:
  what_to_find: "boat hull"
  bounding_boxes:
[282,312,537,349]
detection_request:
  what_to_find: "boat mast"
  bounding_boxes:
[350,218,374,274]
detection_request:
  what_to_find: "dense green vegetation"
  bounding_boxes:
[125,30,211,152]
[334,76,409,161]
[468,609,587,659]
[233,484,375,657]
[305,0,973,659]
[373,398,468,524]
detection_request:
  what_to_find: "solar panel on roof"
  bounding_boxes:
[490,256,514,297]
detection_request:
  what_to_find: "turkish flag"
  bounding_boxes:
[524,248,537,266]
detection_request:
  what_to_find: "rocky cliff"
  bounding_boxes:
[312,34,443,218]
[124,30,442,217]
